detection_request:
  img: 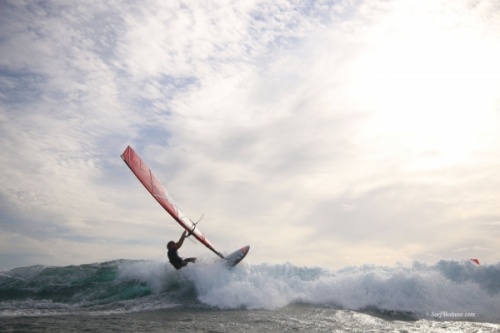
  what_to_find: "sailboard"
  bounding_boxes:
[121,146,249,267]
[225,245,250,267]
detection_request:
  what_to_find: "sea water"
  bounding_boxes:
[1,259,499,332]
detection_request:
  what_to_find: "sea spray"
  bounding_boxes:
[1,259,499,322]
[183,260,500,322]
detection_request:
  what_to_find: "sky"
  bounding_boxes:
[0,0,499,271]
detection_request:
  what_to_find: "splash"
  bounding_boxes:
[1,259,499,322]
[184,260,500,322]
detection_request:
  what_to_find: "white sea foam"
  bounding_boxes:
[1,259,499,322]
[182,260,500,322]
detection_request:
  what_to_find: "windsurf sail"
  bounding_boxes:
[121,146,224,258]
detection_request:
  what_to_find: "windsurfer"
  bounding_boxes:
[167,231,196,270]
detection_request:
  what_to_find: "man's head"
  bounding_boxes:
[167,241,176,250]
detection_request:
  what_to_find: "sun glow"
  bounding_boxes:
[349,4,500,170]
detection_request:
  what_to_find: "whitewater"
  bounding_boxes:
[1,259,499,332]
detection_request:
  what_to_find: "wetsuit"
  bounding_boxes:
[168,248,195,270]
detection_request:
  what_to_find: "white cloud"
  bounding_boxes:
[0,0,499,270]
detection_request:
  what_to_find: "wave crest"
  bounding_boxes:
[1,259,499,322]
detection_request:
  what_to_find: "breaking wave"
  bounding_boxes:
[1,259,499,322]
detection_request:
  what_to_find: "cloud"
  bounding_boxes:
[0,0,499,270]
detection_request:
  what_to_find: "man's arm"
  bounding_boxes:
[176,231,187,249]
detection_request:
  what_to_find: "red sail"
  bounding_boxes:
[121,146,223,258]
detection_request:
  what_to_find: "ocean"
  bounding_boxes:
[1,259,499,332]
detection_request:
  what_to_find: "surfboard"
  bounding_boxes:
[121,146,250,268]
[225,245,250,268]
